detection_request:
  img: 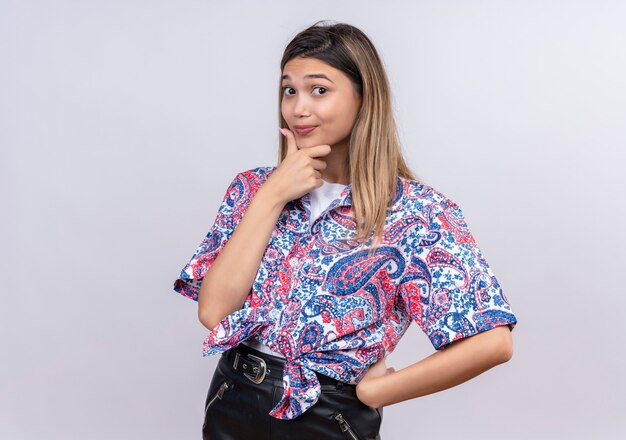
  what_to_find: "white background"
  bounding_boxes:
[2,0,625,438]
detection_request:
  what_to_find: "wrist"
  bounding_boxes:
[256,185,286,212]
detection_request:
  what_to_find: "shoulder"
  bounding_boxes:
[222,165,278,203]
[216,166,278,216]
[397,176,463,215]
[236,165,278,185]
[399,176,477,247]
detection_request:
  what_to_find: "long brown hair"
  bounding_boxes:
[278,20,421,252]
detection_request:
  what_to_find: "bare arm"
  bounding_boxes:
[198,185,285,330]
[198,127,331,331]
[356,325,514,409]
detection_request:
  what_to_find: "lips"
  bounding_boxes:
[294,126,317,135]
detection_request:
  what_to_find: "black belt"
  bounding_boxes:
[224,343,354,390]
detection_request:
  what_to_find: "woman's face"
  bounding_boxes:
[281,56,362,150]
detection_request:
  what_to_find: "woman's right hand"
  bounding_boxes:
[263,127,332,205]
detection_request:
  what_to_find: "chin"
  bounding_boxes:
[295,140,314,148]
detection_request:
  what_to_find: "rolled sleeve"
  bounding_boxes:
[202,304,264,356]
[172,171,252,301]
[398,195,518,350]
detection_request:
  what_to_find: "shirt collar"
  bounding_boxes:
[306,178,405,212]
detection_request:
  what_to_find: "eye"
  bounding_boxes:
[281,86,328,96]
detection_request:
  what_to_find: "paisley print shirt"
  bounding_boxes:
[173,165,518,420]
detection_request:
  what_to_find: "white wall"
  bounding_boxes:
[2,0,624,438]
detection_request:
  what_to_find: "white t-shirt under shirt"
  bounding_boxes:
[241,178,349,358]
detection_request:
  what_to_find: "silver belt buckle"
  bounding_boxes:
[234,352,268,384]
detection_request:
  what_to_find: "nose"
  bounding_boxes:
[293,95,310,118]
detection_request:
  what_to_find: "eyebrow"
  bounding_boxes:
[281,73,334,83]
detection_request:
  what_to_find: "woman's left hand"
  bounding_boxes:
[356,357,395,408]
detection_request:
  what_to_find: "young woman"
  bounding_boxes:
[173,21,518,440]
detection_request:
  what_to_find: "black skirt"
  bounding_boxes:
[202,343,383,440]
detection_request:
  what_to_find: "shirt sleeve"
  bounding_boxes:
[397,194,518,351]
[172,170,253,302]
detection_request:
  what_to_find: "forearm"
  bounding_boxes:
[362,326,514,408]
[198,185,286,330]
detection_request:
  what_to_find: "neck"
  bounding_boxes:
[321,144,350,185]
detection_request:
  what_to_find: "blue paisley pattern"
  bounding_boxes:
[173,166,518,420]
